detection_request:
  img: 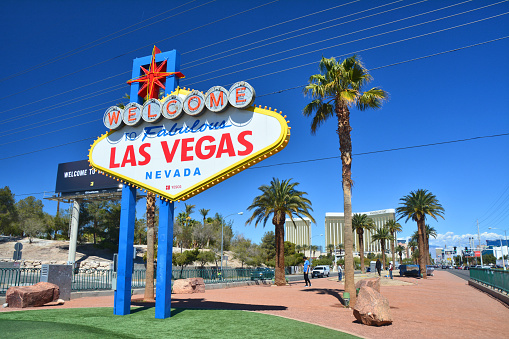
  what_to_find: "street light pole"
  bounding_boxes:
[221,212,243,275]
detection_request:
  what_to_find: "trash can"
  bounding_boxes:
[343,292,350,307]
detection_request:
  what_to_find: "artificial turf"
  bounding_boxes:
[0,307,359,339]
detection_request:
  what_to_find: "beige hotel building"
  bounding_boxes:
[325,209,396,254]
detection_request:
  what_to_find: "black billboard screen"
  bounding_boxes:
[55,160,120,195]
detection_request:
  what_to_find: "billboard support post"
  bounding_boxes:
[155,199,174,319]
[67,199,81,264]
[113,184,136,316]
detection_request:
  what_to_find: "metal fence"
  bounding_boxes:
[1,267,270,295]
[470,268,509,293]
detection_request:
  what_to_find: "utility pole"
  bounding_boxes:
[477,219,484,267]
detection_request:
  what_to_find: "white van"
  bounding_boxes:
[311,265,330,278]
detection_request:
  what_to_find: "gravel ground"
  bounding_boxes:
[2,271,508,338]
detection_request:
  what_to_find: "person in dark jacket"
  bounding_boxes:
[376,259,382,277]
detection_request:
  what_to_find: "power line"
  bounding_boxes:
[257,36,509,97]
[0,0,205,84]
[185,9,509,86]
[0,0,279,103]
[248,133,509,169]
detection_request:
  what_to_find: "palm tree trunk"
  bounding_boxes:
[359,232,365,273]
[144,192,155,301]
[274,221,286,286]
[337,103,355,307]
[417,219,427,279]
[381,244,386,270]
[425,234,430,265]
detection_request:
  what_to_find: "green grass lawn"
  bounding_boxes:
[0,307,359,339]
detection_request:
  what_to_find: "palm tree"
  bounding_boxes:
[396,189,444,278]
[302,244,310,257]
[144,192,155,301]
[385,220,402,267]
[425,224,437,265]
[408,240,418,263]
[303,55,387,305]
[310,245,318,258]
[246,178,315,286]
[336,243,344,256]
[295,244,302,254]
[396,244,405,264]
[371,226,394,270]
[327,244,335,256]
[352,213,375,273]
[199,208,210,225]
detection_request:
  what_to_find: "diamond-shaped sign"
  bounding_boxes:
[89,99,290,201]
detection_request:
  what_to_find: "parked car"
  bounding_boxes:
[311,265,330,278]
[250,267,275,280]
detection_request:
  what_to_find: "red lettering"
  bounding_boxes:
[196,136,216,160]
[108,111,120,125]
[147,105,156,118]
[109,147,120,168]
[161,140,180,163]
[235,87,246,104]
[121,145,137,167]
[138,143,151,166]
[188,95,201,111]
[237,131,253,156]
[166,100,177,114]
[181,138,194,162]
[216,133,236,158]
[128,107,137,122]
[210,92,224,107]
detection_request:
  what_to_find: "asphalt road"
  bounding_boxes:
[439,268,471,281]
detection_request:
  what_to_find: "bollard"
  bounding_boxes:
[343,292,350,307]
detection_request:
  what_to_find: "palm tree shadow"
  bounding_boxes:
[130,298,287,312]
[303,287,347,306]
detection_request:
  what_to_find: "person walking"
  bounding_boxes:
[337,264,343,282]
[303,256,311,287]
[389,261,394,279]
[376,258,382,277]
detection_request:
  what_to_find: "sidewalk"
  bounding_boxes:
[2,271,508,339]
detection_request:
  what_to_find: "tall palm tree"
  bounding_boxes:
[303,55,387,305]
[352,213,375,273]
[396,189,444,278]
[144,192,155,301]
[246,178,315,286]
[396,244,405,264]
[371,227,394,270]
[385,220,402,267]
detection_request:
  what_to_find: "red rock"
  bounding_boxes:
[6,282,60,308]
[353,286,393,326]
[172,278,205,294]
[355,277,380,293]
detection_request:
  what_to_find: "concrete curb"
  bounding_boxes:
[468,279,509,307]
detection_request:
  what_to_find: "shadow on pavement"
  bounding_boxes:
[302,288,346,305]
[131,298,287,311]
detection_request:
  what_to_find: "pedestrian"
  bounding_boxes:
[303,256,311,287]
[389,261,393,279]
[337,264,343,282]
[376,258,382,277]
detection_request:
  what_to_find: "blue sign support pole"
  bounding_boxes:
[155,199,174,319]
[114,184,136,315]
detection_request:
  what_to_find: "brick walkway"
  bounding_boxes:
[2,271,508,339]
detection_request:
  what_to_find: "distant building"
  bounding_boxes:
[284,217,312,247]
[325,209,396,255]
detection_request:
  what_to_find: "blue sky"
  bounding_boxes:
[1,0,508,250]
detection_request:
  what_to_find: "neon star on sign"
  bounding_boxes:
[89,85,290,201]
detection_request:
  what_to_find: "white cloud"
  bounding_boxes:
[429,231,503,248]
